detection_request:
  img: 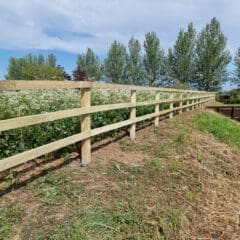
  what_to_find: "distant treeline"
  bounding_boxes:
[217,89,240,104]
[4,17,240,91]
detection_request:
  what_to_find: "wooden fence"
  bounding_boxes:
[0,80,215,172]
[207,105,240,121]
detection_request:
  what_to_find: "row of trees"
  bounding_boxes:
[5,18,240,91]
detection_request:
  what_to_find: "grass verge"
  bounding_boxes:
[193,111,240,148]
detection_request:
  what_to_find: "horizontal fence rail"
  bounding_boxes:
[207,105,240,121]
[0,80,210,93]
[0,80,215,172]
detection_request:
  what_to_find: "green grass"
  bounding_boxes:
[19,148,192,239]
[19,157,189,239]
[32,206,182,240]
[193,111,240,148]
[0,204,23,240]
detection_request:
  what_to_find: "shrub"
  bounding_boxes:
[0,89,168,159]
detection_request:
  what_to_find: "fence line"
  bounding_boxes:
[0,80,215,172]
[207,105,240,121]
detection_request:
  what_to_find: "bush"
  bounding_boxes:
[0,89,170,159]
[217,89,240,104]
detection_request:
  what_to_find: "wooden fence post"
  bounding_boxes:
[130,90,136,140]
[202,96,206,108]
[169,92,174,119]
[195,94,198,109]
[193,94,196,110]
[196,94,199,109]
[199,95,202,108]
[154,91,160,126]
[196,94,199,108]
[201,94,203,108]
[186,94,190,111]
[81,88,91,165]
[198,94,201,108]
[179,93,183,114]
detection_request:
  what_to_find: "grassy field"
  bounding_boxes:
[0,109,240,239]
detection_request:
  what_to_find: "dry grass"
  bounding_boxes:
[0,109,240,239]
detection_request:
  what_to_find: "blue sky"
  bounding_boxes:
[0,0,239,90]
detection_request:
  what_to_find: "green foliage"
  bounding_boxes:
[0,90,154,159]
[228,90,240,104]
[47,54,57,67]
[76,48,102,81]
[194,18,231,91]
[104,41,127,83]
[0,89,80,159]
[143,32,164,86]
[5,54,67,80]
[218,89,240,104]
[126,37,144,85]
[167,23,196,87]
[194,111,240,148]
[232,48,240,87]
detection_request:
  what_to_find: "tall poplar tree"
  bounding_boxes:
[126,37,144,85]
[104,41,127,83]
[232,48,240,87]
[194,18,231,91]
[76,48,102,81]
[167,23,196,87]
[143,32,164,86]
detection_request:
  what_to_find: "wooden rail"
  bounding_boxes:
[207,105,240,121]
[0,80,215,172]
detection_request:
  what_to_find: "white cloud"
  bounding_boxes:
[0,0,239,54]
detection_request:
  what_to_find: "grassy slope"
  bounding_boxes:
[0,110,240,240]
[194,111,240,148]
